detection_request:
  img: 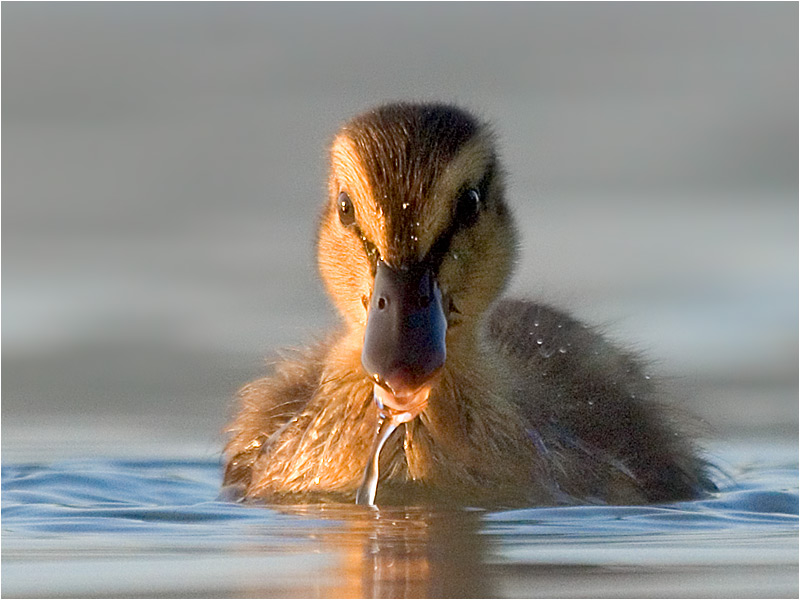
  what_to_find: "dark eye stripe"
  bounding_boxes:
[353,224,380,274]
[335,191,380,273]
[424,167,494,271]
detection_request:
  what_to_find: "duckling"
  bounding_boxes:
[223,102,712,507]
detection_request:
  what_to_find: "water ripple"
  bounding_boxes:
[3,449,797,541]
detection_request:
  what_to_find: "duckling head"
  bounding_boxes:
[318,103,518,419]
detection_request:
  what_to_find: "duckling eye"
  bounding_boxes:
[455,188,481,226]
[338,192,355,227]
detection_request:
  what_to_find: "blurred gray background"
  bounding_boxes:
[3,3,797,457]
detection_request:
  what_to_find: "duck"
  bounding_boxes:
[223,102,713,507]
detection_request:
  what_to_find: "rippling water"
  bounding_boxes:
[2,441,796,598]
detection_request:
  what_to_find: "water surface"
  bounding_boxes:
[3,440,796,598]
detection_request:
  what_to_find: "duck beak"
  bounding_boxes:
[361,260,447,415]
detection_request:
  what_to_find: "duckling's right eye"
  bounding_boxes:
[338,192,355,226]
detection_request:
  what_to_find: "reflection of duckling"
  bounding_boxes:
[286,506,490,598]
[224,103,712,506]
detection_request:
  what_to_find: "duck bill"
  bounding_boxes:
[361,260,447,415]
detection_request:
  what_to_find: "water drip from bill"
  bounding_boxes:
[355,385,418,505]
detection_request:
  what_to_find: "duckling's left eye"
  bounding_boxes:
[338,192,355,226]
[455,188,481,226]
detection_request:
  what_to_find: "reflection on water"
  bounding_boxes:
[2,442,798,598]
[275,505,491,598]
